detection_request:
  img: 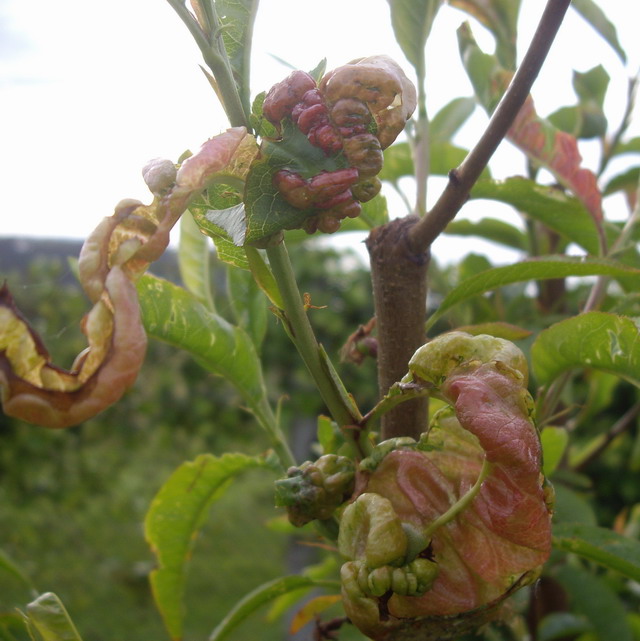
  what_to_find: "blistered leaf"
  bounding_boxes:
[425,257,640,332]
[553,523,640,582]
[23,593,83,641]
[532,312,640,387]
[342,334,552,638]
[452,322,532,341]
[145,453,278,640]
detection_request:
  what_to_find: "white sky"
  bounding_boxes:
[0,0,638,264]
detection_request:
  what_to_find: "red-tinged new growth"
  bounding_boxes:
[262,56,416,234]
[0,127,255,428]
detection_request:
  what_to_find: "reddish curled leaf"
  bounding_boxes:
[342,336,552,639]
[1,127,253,428]
[508,96,603,221]
[0,268,146,428]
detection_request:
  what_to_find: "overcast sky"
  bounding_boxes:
[0,0,638,264]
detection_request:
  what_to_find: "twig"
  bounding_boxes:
[407,0,572,253]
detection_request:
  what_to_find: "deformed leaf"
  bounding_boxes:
[145,453,279,640]
[23,592,83,641]
[425,257,640,332]
[553,522,640,582]
[0,127,251,429]
[532,312,640,387]
[351,333,553,637]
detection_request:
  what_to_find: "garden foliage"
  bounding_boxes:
[2,0,640,640]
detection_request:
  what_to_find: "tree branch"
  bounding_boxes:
[408,0,572,253]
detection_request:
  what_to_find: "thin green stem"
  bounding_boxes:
[422,458,493,540]
[166,0,249,128]
[266,241,369,457]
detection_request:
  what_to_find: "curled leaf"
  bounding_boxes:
[339,333,553,640]
[245,57,416,240]
[1,128,251,428]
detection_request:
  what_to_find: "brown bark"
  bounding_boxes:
[366,216,429,440]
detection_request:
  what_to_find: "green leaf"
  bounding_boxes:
[555,564,634,641]
[215,0,260,113]
[445,216,528,251]
[136,273,266,404]
[573,65,610,108]
[571,0,627,63]
[209,575,338,641]
[612,136,640,158]
[552,484,597,526]
[470,178,602,254]
[430,97,476,144]
[380,141,488,184]
[179,212,215,310]
[23,593,83,641]
[531,312,640,387]
[145,452,278,641]
[425,258,640,332]
[538,612,592,641]
[386,0,443,80]
[450,0,521,68]
[541,427,569,476]
[227,266,268,349]
[245,246,284,308]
